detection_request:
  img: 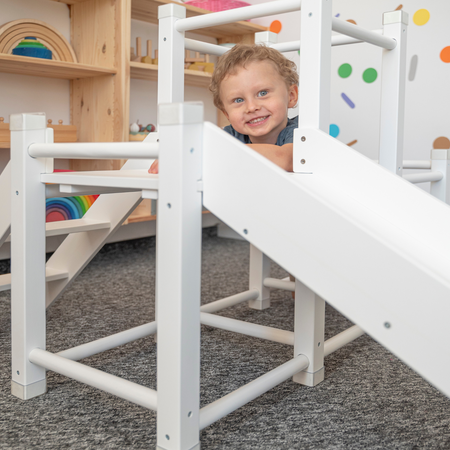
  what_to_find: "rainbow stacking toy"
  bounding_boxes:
[12,37,52,59]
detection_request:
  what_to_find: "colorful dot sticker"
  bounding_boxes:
[341,93,355,108]
[347,140,358,147]
[413,9,430,26]
[433,137,450,149]
[440,46,450,63]
[346,19,357,25]
[338,63,352,78]
[269,20,282,34]
[362,68,377,83]
[395,4,403,11]
[409,55,418,80]
[329,124,340,138]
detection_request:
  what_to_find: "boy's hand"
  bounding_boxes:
[148,159,159,174]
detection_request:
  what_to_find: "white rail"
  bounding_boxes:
[403,160,432,170]
[200,290,259,313]
[324,325,365,357]
[332,18,396,50]
[185,38,229,56]
[29,349,158,411]
[175,0,302,32]
[28,142,159,160]
[403,172,443,184]
[199,355,309,430]
[264,277,295,292]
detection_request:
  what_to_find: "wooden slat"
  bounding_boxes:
[130,61,212,87]
[0,268,69,292]
[0,53,116,79]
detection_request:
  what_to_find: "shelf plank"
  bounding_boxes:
[130,61,212,87]
[0,53,116,80]
[131,0,267,39]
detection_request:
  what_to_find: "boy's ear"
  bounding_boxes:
[288,85,299,108]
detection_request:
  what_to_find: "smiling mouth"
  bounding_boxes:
[247,116,269,125]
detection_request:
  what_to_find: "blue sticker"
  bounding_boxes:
[329,124,340,138]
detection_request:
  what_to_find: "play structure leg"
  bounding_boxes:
[0,161,11,248]
[156,103,203,450]
[292,280,325,387]
[10,113,50,399]
[248,244,271,310]
[431,149,450,204]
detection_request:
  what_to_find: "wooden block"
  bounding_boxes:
[141,56,153,64]
[136,37,142,58]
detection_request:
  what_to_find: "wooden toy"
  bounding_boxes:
[133,37,142,62]
[12,36,52,59]
[0,19,77,62]
[141,40,153,64]
[185,49,214,72]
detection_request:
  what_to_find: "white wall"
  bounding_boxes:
[247,0,450,165]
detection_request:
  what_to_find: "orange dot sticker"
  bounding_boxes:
[433,137,450,149]
[269,20,282,34]
[346,19,357,25]
[440,46,450,63]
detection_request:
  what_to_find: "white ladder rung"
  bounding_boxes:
[41,170,159,192]
[4,218,111,243]
[0,268,69,292]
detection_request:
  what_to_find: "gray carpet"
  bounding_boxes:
[1,228,449,449]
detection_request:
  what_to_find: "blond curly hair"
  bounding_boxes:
[210,44,298,112]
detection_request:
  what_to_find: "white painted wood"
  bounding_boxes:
[248,244,271,310]
[263,277,295,292]
[379,11,408,175]
[0,268,68,292]
[294,0,332,172]
[29,349,157,411]
[184,38,228,56]
[156,103,203,450]
[10,113,48,399]
[202,122,450,398]
[293,280,324,386]
[0,161,11,248]
[431,149,450,204]
[403,172,443,184]
[41,170,158,192]
[175,0,302,33]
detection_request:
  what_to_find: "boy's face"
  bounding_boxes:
[220,60,298,145]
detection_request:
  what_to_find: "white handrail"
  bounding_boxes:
[332,18,396,50]
[175,0,302,32]
[403,160,432,170]
[403,172,443,184]
[185,38,229,56]
[28,141,159,160]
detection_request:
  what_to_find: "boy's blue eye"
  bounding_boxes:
[258,90,268,97]
[234,98,244,103]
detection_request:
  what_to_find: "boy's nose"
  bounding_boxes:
[246,100,260,113]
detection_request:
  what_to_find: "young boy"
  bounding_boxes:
[149,44,298,173]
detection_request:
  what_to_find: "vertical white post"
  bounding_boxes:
[254,31,278,47]
[10,113,49,400]
[158,4,186,106]
[248,244,271,310]
[294,0,332,173]
[156,103,203,450]
[431,149,450,205]
[293,280,325,386]
[378,11,408,175]
[0,162,11,247]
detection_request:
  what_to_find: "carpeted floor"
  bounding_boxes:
[1,228,449,449]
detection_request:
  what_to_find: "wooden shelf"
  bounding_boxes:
[130,61,212,87]
[0,53,116,80]
[131,0,267,39]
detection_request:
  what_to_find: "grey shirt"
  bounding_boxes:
[223,116,298,146]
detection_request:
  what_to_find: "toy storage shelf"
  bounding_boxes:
[130,61,212,87]
[0,53,116,80]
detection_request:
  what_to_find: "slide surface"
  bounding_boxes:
[202,122,450,398]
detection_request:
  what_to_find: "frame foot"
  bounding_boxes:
[293,367,324,387]
[11,379,47,400]
[248,297,271,310]
[157,444,200,450]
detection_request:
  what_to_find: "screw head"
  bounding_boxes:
[16,370,20,375]
[301,136,306,142]
[167,203,171,209]
[384,322,391,329]
[301,159,306,164]
[243,229,248,235]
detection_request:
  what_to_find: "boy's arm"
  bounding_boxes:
[247,143,293,172]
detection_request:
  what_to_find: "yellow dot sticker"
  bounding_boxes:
[413,9,430,26]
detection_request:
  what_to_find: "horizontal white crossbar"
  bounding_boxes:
[403,160,432,170]
[185,38,229,56]
[324,325,365,357]
[270,30,384,52]
[57,321,157,361]
[199,355,308,430]
[403,172,443,184]
[29,142,159,160]
[29,349,158,411]
[201,312,294,345]
[176,0,301,32]
[332,18,396,49]
[0,267,68,292]
[200,290,259,313]
[263,277,295,292]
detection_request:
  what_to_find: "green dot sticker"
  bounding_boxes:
[338,63,352,78]
[363,68,378,83]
